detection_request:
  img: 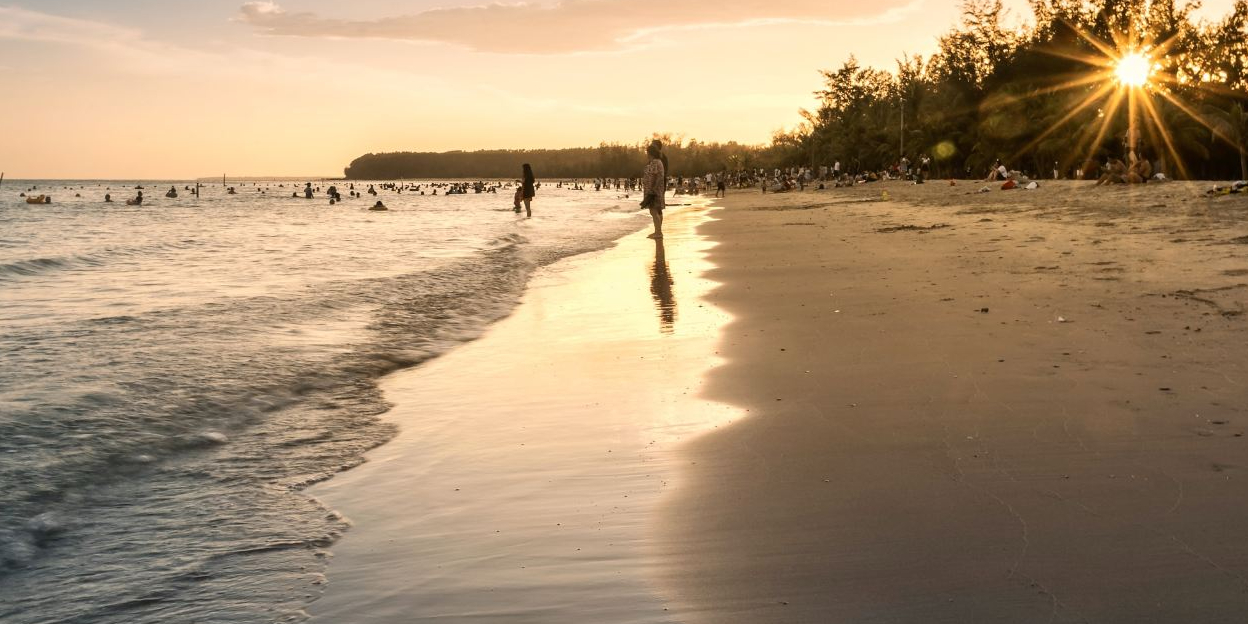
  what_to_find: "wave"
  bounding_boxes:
[0,256,100,280]
[0,225,636,580]
[0,201,646,622]
[0,240,204,283]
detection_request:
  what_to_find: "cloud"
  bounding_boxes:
[237,0,921,54]
[0,5,220,74]
[0,5,633,122]
[0,5,444,85]
[0,5,138,45]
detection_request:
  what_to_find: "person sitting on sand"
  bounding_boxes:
[1126,152,1153,184]
[985,159,1007,182]
[1095,158,1128,185]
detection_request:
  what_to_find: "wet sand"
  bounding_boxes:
[659,181,1248,623]
[308,202,738,623]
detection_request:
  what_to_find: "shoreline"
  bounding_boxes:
[300,178,1248,622]
[659,181,1248,622]
[306,200,737,622]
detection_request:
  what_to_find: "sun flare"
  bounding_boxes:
[1114,52,1152,87]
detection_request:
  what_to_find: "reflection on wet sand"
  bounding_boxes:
[308,202,737,624]
[650,239,676,333]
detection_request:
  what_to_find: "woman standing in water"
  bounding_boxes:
[520,163,536,216]
[642,141,666,239]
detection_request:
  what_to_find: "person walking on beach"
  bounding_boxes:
[520,164,536,217]
[642,141,667,239]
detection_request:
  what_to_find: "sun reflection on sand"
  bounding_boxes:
[307,199,742,623]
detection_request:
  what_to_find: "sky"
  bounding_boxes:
[0,0,1238,179]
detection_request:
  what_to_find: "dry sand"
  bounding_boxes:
[658,180,1248,623]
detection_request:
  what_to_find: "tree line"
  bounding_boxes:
[798,0,1248,180]
[345,1,1246,182]
[343,138,797,180]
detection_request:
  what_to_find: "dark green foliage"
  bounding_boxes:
[344,1,1247,181]
[344,138,793,180]
[802,0,1248,179]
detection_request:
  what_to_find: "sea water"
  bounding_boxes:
[0,180,648,623]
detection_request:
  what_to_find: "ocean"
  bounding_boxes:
[0,179,650,623]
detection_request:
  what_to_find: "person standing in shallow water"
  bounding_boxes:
[642,142,666,239]
[520,163,535,217]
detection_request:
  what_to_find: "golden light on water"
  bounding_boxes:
[1114,52,1152,88]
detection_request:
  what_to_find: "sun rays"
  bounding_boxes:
[1114,51,1153,87]
[1004,17,1232,179]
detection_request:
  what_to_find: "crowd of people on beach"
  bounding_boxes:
[14,130,1247,218]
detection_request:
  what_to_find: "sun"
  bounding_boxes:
[1114,52,1152,87]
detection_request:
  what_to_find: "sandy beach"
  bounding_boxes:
[12,3,1248,622]
[660,180,1248,623]
[305,179,1248,623]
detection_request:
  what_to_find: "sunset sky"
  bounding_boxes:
[1,0,1237,179]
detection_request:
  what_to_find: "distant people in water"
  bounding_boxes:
[520,163,536,216]
[513,182,524,212]
[370,201,387,211]
[304,183,314,199]
[104,193,113,203]
[642,141,667,239]
[166,186,177,198]
[327,185,342,202]
[126,191,143,206]
[227,187,237,195]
